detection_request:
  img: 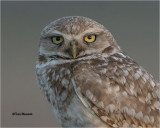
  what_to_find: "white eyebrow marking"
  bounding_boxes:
[42,30,65,38]
[50,30,63,35]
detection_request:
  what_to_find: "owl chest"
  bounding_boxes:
[47,66,73,105]
[43,66,103,127]
[51,89,104,127]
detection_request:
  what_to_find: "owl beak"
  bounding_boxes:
[68,40,79,59]
[72,45,77,59]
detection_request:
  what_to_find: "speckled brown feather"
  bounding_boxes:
[72,51,160,127]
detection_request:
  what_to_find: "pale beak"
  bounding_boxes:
[72,44,77,59]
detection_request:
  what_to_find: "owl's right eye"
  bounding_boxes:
[84,34,96,43]
[51,36,64,45]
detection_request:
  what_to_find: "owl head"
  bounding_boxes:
[38,16,120,59]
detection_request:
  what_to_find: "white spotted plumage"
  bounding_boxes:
[36,16,160,127]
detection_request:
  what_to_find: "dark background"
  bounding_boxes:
[1,1,159,127]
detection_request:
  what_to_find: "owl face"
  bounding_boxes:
[39,16,116,59]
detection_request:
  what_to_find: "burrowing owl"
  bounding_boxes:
[36,16,160,127]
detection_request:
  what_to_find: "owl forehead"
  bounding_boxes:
[42,16,106,36]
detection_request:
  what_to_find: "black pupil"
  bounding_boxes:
[88,35,92,39]
[56,37,61,41]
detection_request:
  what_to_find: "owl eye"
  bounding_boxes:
[84,34,96,43]
[52,36,64,44]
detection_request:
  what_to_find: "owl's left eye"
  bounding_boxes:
[51,36,64,44]
[84,34,96,43]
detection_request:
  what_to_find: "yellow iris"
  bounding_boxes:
[52,36,64,44]
[84,34,96,43]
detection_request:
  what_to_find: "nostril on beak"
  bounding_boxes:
[70,40,78,46]
[75,41,78,46]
